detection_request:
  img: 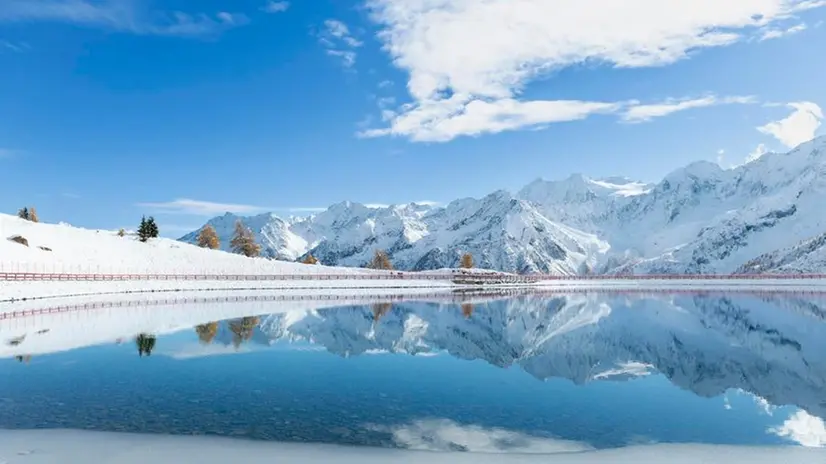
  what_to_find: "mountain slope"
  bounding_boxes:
[182,193,609,274]
[181,137,826,274]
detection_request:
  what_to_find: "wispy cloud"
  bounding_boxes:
[621,95,757,123]
[283,206,327,213]
[319,19,362,68]
[759,23,808,41]
[757,101,823,148]
[362,0,826,142]
[136,198,326,216]
[261,1,290,13]
[0,0,247,37]
[364,200,439,209]
[1,40,30,52]
[137,198,272,216]
[61,192,81,199]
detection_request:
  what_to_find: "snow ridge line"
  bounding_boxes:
[4,288,826,321]
[2,272,826,282]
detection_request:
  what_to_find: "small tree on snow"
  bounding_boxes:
[302,254,319,265]
[17,207,29,221]
[230,220,261,257]
[197,225,220,249]
[138,216,159,242]
[460,253,474,269]
[29,207,39,223]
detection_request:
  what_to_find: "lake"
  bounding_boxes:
[1,291,825,455]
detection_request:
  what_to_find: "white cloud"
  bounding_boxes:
[327,49,357,68]
[757,101,823,148]
[378,79,394,89]
[769,410,826,447]
[368,419,592,454]
[759,22,808,40]
[137,198,271,216]
[363,0,826,142]
[361,96,623,142]
[320,19,362,68]
[137,199,327,216]
[363,201,440,209]
[0,0,247,37]
[325,19,362,47]
[261,1,290,13]
[621,95,756,123]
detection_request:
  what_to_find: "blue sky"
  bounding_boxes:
[1,0,825,236]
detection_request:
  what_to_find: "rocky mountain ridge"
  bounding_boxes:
[181,137,826,274]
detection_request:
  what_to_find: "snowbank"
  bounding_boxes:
[0,214,381,276]
[0,429,823,464]
[0,279,454,303]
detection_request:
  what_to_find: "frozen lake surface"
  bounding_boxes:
[1,291,825,462]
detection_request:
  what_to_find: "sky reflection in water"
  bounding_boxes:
[1,292,825,452]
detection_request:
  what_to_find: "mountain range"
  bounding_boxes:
[180,137,826,275]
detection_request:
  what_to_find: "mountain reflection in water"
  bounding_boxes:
[1,292,825,451]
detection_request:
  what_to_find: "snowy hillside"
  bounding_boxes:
[734,232,826,274]
[182,137,826,275]
[0,213,380,276]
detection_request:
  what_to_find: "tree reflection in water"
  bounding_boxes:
[135,333,157,357]
[229,317,260,349]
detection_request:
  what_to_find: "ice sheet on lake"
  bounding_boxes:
[1,429,825,464]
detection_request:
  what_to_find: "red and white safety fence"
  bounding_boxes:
[4,287,826,321]
[1,271,826,283]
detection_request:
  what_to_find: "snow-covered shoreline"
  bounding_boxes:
[0,429,824,464]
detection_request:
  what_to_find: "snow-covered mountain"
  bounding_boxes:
[182,137,826,274]
[181,193,609,274]
[734,231,826,274]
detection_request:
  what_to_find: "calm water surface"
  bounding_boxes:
[2,292,825,452]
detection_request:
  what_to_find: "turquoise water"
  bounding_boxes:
[1,292,824,451]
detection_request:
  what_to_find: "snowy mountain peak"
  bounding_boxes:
[181,138,826,275]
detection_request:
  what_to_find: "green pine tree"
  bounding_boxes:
[138,216,159,242]
[137,216,149,242]
[146,216,159,238]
